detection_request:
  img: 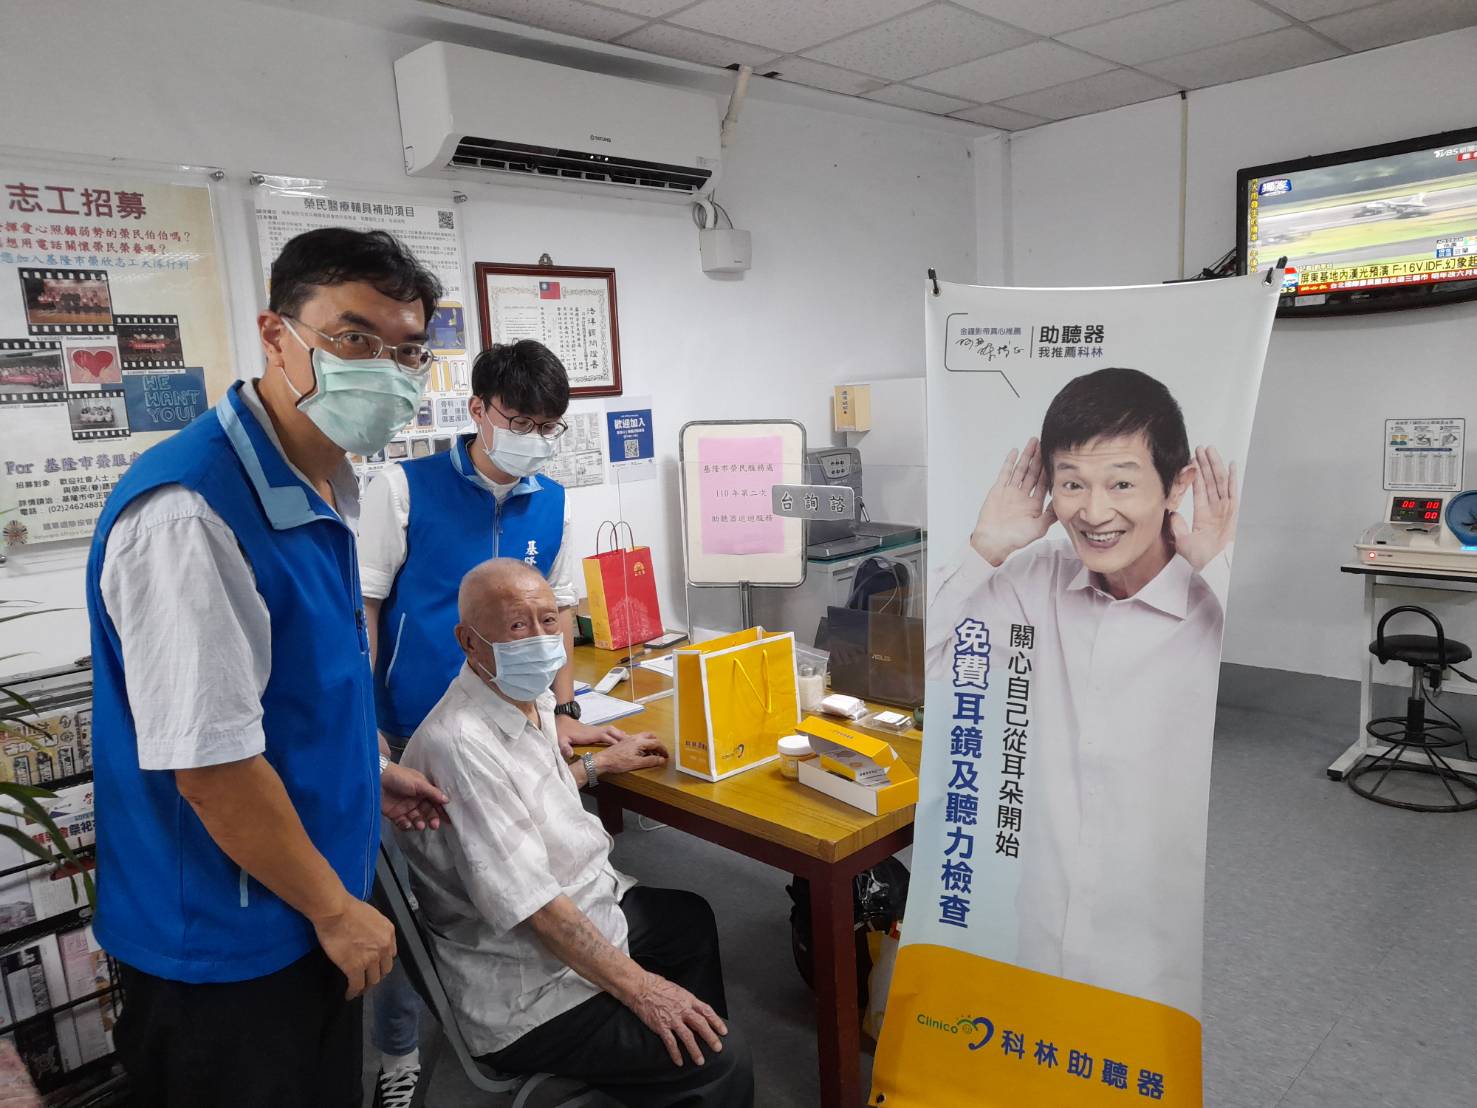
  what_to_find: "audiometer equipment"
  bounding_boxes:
[1354,493,1477,572]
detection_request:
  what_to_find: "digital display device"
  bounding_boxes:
[1239,125,1477,316]
[1389,495,1445,525]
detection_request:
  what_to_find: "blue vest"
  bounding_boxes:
[375,437,565,739]
[85,383,379,984]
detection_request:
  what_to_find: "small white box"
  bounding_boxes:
[699,228,751,273]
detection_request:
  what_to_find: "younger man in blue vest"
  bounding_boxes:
[358,339,632,1101]
[86,228,450,1107]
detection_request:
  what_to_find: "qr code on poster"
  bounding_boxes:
[623,438,640,459]
[437,210,454,230]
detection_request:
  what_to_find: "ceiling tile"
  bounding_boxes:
[1258,0,1383,19]
[1139,26,1344,86]
[949,0,1182,36]
[915,40,1115,101]
[592,0,694,14]
[614,23,779,69]
[670,0,931,54]
[806,4,1035,82]
[1057,0,1288,65]
[429,0,645,40]
[766,56,890,96]
[862,83,977,114]
[995,67,1178,119]
[1310,0,1477,50]
[949,103,1049,129]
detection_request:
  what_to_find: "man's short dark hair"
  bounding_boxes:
[1039,367,1189,495]
[470,341,570,419]
[268,228,442,327]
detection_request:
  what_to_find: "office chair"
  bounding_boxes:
[372,847,601,1108]
[1347,604,1477,812]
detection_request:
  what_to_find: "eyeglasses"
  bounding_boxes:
[283,316,435,375]
[487,400,568,440]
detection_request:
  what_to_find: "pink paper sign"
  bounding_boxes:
[698,435,785,555]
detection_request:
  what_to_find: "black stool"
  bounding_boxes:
[1348,605,1477,812]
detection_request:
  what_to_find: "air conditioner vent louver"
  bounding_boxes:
[450,137,712,194]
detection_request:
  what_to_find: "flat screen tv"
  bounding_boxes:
[1238,125,1477,317]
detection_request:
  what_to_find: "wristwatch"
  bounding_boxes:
[554,699,582,721]
[580,752,598,789]
[379,753,391,774]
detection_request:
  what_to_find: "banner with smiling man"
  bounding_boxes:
[870,272,1282,1108]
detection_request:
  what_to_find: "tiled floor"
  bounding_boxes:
[370,663,1477,1107]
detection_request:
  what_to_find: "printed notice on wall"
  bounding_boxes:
[1384,417,1465,492]
[542,411,605,490]
[0,156,234,549]
[253,175,471,492]
[606,396,654,483]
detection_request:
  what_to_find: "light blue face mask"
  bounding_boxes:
[282,319,425,456]
[471,627,567,703]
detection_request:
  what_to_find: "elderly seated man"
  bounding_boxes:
[397,558,754,1108]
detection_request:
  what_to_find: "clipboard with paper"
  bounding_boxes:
[674,627,800,781]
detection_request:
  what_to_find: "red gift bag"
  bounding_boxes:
[582,521,664,650]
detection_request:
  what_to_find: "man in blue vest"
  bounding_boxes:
[362,339,624,756]
[359,338,635,1102]
[86,227,451,1107]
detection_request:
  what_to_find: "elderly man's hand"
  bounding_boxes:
[381,763,450,831]
[595,733,668,776]
[555,717,627,760]
[625,970,728,1067]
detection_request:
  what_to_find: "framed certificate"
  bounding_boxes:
[475,262,622,397]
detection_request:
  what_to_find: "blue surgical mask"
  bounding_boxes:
[282,319,425,456]
[470,627,567,702]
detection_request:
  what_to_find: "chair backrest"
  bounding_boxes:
[1373,604,1448,665]
[372,846,513,1092]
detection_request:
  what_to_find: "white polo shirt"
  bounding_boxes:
[927,538,1231,1017]
[396,664,636,1055]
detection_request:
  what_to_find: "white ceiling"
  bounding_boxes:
[428,0,1477,129]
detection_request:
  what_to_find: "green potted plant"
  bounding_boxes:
[0,599,96,908]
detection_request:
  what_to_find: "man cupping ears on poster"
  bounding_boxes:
[968,366,1236,600]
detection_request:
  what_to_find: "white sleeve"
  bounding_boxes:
[1195,545,1233,614]
[358,465,410,601]
[549,496,579,610]
[925,544,1031,679]
[100,486,270,771]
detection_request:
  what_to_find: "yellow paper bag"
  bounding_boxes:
[674,627,800,781]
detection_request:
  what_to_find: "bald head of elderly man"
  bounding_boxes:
[397,560,754,1108]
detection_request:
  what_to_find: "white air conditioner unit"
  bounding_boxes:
[394,42,721,202]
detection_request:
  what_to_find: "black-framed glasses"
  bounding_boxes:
[488,400,568,440]
[283,316,435,376]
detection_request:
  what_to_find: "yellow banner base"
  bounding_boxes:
[870,945,1202,1107]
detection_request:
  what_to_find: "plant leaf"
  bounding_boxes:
[0,685,40,716]
[0,608,71,624]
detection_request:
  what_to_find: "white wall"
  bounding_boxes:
[979,27,1477,683]
[0,0,975,675]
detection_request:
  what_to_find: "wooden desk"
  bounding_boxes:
[572,642,920,1108]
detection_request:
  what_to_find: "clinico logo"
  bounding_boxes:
[915,1013,994,1051]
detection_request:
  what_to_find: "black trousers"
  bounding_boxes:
[486,886,755,1108]
[115,947,361,1108]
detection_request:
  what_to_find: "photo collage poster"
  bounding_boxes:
[253,177,473,494]
[0,159,233,548]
